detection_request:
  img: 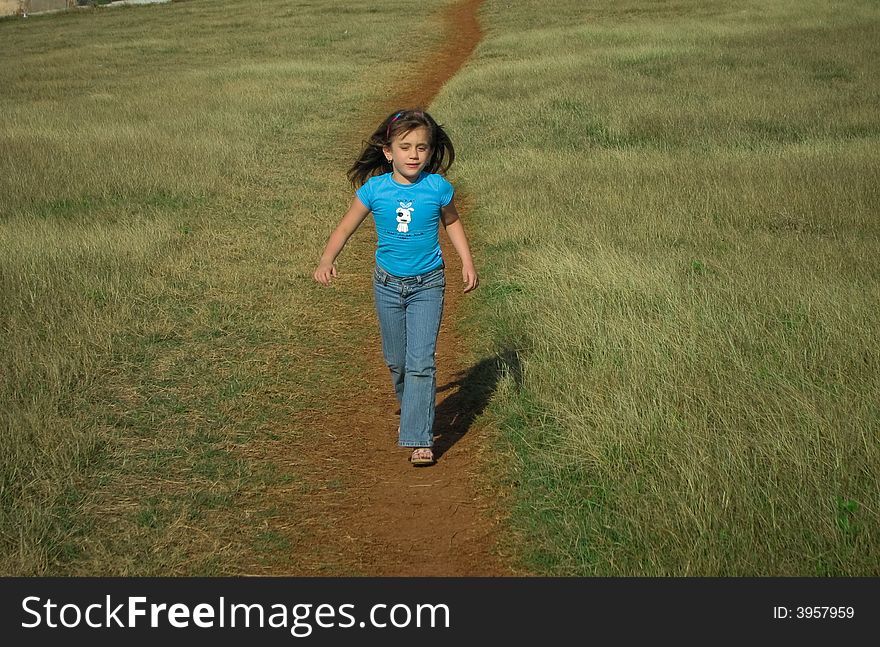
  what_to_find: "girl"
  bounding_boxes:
[313,108,478,466]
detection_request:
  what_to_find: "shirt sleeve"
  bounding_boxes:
[438,176,454,207]
[355,179,373,210]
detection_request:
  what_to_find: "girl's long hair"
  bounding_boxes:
[347,108,455,187]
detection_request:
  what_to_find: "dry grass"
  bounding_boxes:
[435,0,880,574]
[1,0,452,575]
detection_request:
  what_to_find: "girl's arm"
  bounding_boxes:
[313,197,371,286]
[440,200,479,293]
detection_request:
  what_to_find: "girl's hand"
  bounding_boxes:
[462,264,479,293]
[313,260,338,286]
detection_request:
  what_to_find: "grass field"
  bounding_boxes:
[0,0,452,575]
[434,0,879,575]
[3,0,878,577]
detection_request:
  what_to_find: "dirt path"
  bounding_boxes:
[331,0,512,576]
[252,0,516,576]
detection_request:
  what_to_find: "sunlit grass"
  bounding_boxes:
[5,0,877,577]
[1,0,450,575]
[436,0,879,575]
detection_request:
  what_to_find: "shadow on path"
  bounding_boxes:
[432,348,522,459]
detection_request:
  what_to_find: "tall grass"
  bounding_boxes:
[435,0,879,574]
[1,0,451,574]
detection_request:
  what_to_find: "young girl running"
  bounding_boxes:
[313,108,478,466]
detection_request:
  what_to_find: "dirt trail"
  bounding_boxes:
[331,0,512,576]
[257,0,516,576]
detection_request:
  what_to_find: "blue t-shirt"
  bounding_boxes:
[355,172,454,277]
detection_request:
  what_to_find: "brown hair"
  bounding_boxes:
[347,108,455,187]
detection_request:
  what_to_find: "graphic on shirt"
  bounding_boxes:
[396,201,414,233]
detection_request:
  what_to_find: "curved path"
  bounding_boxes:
[271,0,516,576]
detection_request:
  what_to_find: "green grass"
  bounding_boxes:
[6,0,878,578]
[0,0,451,575]
[435,0,879,575]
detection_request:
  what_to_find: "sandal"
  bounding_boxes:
[409,447,435,466]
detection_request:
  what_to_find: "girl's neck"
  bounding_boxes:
[390,170,423,186]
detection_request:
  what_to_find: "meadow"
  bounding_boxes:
[435,0,879,574]
[2,0,877,576]
[0,0,451,574]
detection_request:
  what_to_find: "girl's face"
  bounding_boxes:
[384,126,432,184]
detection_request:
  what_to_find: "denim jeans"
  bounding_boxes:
[373,264,445,448]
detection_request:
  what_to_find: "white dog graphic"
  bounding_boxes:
[396,201,414,233]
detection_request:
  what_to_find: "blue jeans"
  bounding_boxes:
[373,264,445,448]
